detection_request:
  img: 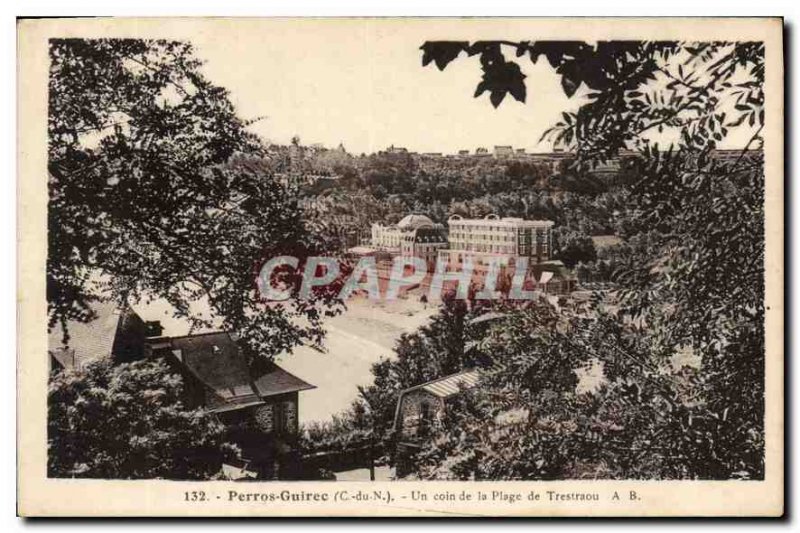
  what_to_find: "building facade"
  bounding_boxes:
[494,145,514,157]
[370,223,404,252]
[438,214,554,269]
[400,226,448,266]
[371,214,446,258]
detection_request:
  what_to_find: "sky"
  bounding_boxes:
[184,19,756,155]
[190,20,582,155]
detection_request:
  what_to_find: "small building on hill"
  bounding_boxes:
[530,260,579,295]
[590,235,624,251]
[393,368,481,476]
[494,145,514,157]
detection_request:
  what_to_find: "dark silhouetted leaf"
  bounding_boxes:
[490,90,506,108]
[529,41,591,67]
[559,61,581,97]
[420,41,468,71]
[473,59,527,107]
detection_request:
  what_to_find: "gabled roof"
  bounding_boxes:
[169,332,256,402]
[166,331,315,411]
[48,300,133,370]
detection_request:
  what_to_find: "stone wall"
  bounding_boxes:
[253,403,274,433]
[249,393,298,435]
[399,390,443,440]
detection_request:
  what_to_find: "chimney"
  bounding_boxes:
[144,321,164,338]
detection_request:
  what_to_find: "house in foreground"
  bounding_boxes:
[392,368,481,477]
[146,331,316,479]
[48,300,316,480]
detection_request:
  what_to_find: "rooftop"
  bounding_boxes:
[48,300,136,369]
[397,214,435,230]
[447,214,554,228]
[167,331,315,412]
[407,226,447,243]
[591,235,624,249]
[404,368,482,399]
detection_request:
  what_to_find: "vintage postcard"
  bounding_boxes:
[17,17,783,517]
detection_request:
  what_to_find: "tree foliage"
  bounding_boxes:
[420,40,764,158]
[411,39,766,480]
[306,297,493,458]
[553,228,598,268]
[48,39,341,360]
[48,359,238,479]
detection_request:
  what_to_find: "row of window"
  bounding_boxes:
[450,233,515,243]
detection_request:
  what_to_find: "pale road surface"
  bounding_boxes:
[276,297,438,424]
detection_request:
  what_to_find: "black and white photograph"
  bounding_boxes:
[16,16,784,517]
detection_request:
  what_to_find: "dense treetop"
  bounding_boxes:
[48,39,341,361]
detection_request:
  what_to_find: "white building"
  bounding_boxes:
[494,145,514,157]
[438,214,554,268]
[370,224,403,252]
[371,214,446,256]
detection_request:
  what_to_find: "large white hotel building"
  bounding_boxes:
[438,214,555,268]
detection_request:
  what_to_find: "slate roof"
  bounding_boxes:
[48,300,129,370]
[253,363,317,398]
[167,331,315,412]
[409,227,447,244]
